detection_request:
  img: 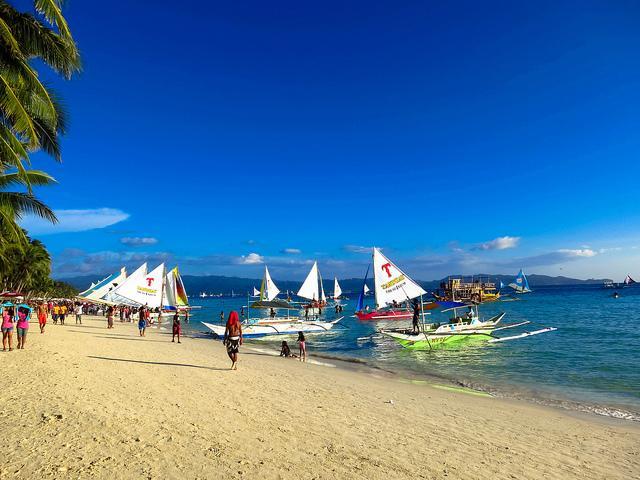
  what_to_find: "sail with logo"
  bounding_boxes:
[356,248,426,321]
[508,269,532,294]
[107,263,166,308]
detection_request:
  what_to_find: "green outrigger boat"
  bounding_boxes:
[380,305,556,350]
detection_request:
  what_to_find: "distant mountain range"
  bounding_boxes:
[60,273,614,296]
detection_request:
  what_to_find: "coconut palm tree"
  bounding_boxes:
[0,0,80,240]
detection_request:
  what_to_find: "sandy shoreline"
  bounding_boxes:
[0,315,638,479]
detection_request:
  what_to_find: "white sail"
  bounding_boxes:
[252,287,260,296]
[364,283,370,295]
[372,248,426,307]
[333,277,342,299]
[85,267,127,302]
[117,263,166,308]
[163,269,177,307]
[106,263,147,304]
[261,266,280,301]
[320,269,327,302]
[298,262,320,300]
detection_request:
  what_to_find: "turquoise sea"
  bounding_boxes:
[182,285,640,421]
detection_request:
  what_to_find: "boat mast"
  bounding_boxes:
[372,248,378,309]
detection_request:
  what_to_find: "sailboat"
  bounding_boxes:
[332,277,343,300]
[78,267,127,304]
[622,275,637,288]
[380,303,556,350]
[163,267,190,312]
[106,263,167,322]
[202,265,342,338]
[251,286,261,297]
[508,269,532,294]
[355,248,427,321]
[297,261,328,315]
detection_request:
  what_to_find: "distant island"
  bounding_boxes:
[60,273,613,296]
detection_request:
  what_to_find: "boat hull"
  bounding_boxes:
[355,310,413,321]
[202,318,342,339]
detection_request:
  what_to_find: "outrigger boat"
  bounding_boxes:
[380,303,556,350]
[355,248,426,321]
[297,261,328,316]
[202,265,342,338]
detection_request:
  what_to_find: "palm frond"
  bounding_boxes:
[0,73,38,146]
[34,0,72,39]
[0,190,57,222]
[0,170,56,189]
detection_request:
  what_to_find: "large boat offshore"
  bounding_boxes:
[433,277,501,303]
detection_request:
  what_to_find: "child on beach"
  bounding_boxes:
[223,311,242,370]
[138,306,146,337]
[280,340,296,358]
[297,331,306,362]
[172,312,181,343]
[38,303,47,333]
[52,303,59,324]
[59,303,67,325]
[16,306,30,349]
[2,306,14,351]
[75,303,83,324]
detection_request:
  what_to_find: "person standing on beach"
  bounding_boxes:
[52,303,59,325]
[59,303,67,325]
[75,303,83,325]
[172,312,181,343]
[223,311,242,370]
[2,306,14,351]
[106,306,114,329]
[297,331,306,362]
[138,306,146,337]
[38,303,47,333]
[220,311,224,323]
[16,305,30,349]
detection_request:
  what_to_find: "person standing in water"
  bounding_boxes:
[223,311,242,370]
[297,331,306,362]
[37,303,47,333]
[172,312,181,343]
[412,300,420,334]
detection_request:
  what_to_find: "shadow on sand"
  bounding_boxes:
[88,355,228,371]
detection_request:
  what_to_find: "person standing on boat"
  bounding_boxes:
[223,311,242,370]
[412,301,420,333]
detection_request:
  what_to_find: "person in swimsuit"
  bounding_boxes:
[16,305,30,349]
[223,311,242,370]
[138,306,146,337]
[37,303,47,333]
[297,331,306,362]
[280,340,296,358]
[2,306,14,351]
[172,312,181,343]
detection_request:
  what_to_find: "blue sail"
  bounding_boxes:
[355,264,370,312]
[509,269,531,293]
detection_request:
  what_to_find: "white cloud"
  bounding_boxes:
[21,208,129,235]
[558,248,597,258]
[343,245,374,254]
[282,248,301,254]
[475,236,521,251]
[238,253,264,265]
[121,237,158,247]
[598,247,622,254]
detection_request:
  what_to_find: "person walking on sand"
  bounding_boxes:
[59,303,67,325]
[52,303,59,325]
[138,306,146,337]
[2,306,14,351]
[75,303,83,325]
[223,311,242,370]
[297,331,307,362]
[16,305,30,349]
[38,303,47,333]
[172,312,181,343]
[106,306,114,329]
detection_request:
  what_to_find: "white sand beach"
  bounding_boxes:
[0,315,638,479]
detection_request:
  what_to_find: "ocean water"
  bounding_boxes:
[182,285,640,421]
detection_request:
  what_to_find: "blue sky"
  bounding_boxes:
[17,0,640,281]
